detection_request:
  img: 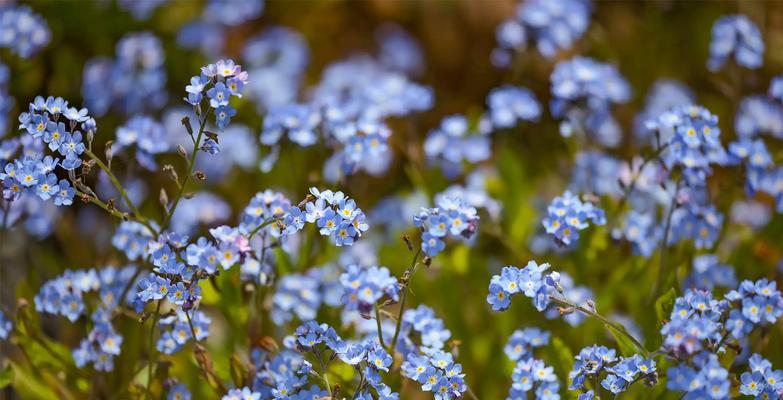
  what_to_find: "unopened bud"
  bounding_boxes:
[558,307,575,316]
[423,256,432,267]
[159,188,169,209]
[401,235,414,251]
[586,299,596,311]
[105,141,113,169]
[177,144,188,158]
[257,336,279,352]
[162,164,179,183]
[194,170,206,181]
[181,116,193,136]
[184,192,195,199]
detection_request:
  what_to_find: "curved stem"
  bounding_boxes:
[374,304,386,348]
[650,179,681,303]
[75,189,127,221]
[161,110,211,229]
[247,216,284,240]
[388,248,422,355]
[614,143,669,216]
[145,300,162,399]
[83,149,158,235]
[549,296,649,357]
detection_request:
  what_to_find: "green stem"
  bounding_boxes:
[374,304,386,348]
[317,350,333,397]
[247,216,284,240]
[84,149,158,235]
[650,178,681,303]
[549,296,649,357]
[388,248,422,355]
[145,300,162,399]
[161,110,210,229]
[75,189,127,221]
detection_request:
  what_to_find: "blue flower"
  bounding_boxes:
[708,14,764,71]
[542,191,605,246]
[485,85,541,129]
[82,33,167,116]
[0,5,51,58]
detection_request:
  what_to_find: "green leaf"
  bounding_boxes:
[0,365,13,388]
[654,288,677,326]
[11,362,59,400]
[548,337,577,399]
[607,323,644,357]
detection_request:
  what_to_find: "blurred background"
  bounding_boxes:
[2,0,783,399]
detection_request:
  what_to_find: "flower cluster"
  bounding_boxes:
[413,196,480,257]
[549,56,631,147]
[492,0,591,65]
[112,221,157,261]
[34,266,138,322]
[504,327,550,362]
[73,321,124,372]
[542,191,606,246]
[666,353,728,398]
[734,96,783,139]
[0,4,50,58]
[485,85,541,129]
[569,346,657,397]
[669,202,724,249]
[0,63,11,134]
[486,261,554,312]
[708,15,764,71]
[423,115,491,179]
[683,254,736,291]
[340,265,400,315]
[397,305,452,356]
[185,59,248,131]
[82,32,167,116]
[242,26,309,111]
[739,354,783,398]
[13,96,96,173]
[249,347,316,398]
[271,265,342,324]
[221,387,261,400]
[569,151,623,198]
[397,306,467,399]
[503,328,559,399]
[297,187,369,246]
[156,310,211,355]
[634,79,695,142]
[724,279,783,337]
[646,105,727,183]
[259,55,433,179]
[401,350,467,399]
[113,115,169,170]
[660,289,726,357]
[294,321,398,399]
[34,266,139,371]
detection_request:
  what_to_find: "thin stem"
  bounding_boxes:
[614,143,670,215]
[317,350,333,397]
[466,384,480,400]
[388,248,422,355]
[161,110,211,229]
[75,189,128,221]
[247,216,284,240]
[374,304,386,348]
[84,148,158,235]
[549,296,649,357]
[185,311,227,394]
[145,300,162,399]
[650,179,681,303]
